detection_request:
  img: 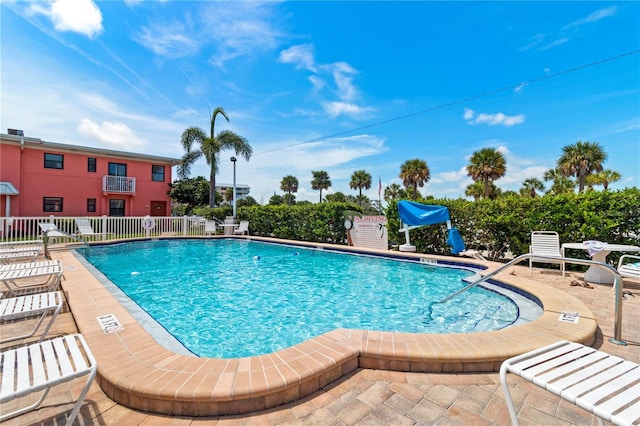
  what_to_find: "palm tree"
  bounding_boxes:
[325,192,347,203]
[399,158,430,200]
[520,177,545,198]
[543,168,575,195]
[466,147,507,198]
[280,175,299,205]
[384,183,406,201]
[586,169,621,190]
[465,181,485,201]
[556,141,607,193]
[349,170,372,206]
[311,170,331,203]
[224,187,234,203]
[177,107,253,207]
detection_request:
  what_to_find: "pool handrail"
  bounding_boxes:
[438,253,628,346]
[42,228,90,259]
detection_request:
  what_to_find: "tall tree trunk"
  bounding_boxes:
[209,167,216,208]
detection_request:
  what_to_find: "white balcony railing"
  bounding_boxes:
[102,175,136,193]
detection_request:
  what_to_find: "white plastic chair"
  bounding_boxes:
[0,334,97,425]
[234,221,249,235]
[529,231,564,276]
[204,220,218,235]
[618,254,640,281]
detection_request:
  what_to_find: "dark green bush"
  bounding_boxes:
[236,202,362,244]
[385,188,639,266]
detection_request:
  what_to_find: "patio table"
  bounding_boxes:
[220,223,238,235]
[561,242,640,284]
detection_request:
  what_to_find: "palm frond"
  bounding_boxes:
[218,130,253,160]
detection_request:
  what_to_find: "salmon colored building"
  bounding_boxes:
[0,131,180,218]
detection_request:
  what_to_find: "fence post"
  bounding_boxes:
[182,216,188,236]
[101,215,108,240]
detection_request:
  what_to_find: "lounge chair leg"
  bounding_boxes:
[499,366,520,426]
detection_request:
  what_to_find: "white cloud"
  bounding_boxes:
[202,2,284,67]
[135,22,200,58]
[431,167,469,184]
[280,45,373,120]
[463,108,474,120]
[322,102,374,119]
[521,6,616,51]
[77,119,147,150]
[563,6,617,29]
[464,109,525,127]
[134,2,283,66]
[30,0,103,38]
[540,38,569,51]
[326,62,358,101]
[279,44,316,71]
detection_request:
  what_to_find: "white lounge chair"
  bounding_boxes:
[38,222,67,238]
[618,254,640,281]
[75,218,102,236]
[0,334,97,425]
[204,220,218,235]
[234,220,249,235]
[0,247,41,264]
[0,239,43,250]
[529,231,565,276]
[459,249,486,261]
[0,291,63,343]
[500,340,639,426]
[0,260,64,296]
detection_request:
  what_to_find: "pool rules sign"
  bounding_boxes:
[347,216,388,250]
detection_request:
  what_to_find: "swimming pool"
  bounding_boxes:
[83,239,541,358]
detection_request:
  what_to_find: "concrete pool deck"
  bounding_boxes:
[3,236,638,424]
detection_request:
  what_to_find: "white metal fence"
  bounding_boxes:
[0,215,212,243]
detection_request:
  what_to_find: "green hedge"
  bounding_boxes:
[236,202,362,243]
[385,188,640,266]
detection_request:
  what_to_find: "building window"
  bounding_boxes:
[87,198,96,212]
[152,165,165,182]
[44,153,64,169]
[43,197,63,212]
[108,162,127,176]
[109,199,125,216]
[88,158,97,172]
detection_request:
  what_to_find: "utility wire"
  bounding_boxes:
[250,49,640,158]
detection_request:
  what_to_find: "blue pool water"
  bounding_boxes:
[83,239,528,358]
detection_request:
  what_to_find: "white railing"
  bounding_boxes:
[102,175,136,193]
[0,215,211,242]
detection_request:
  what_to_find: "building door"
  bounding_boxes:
[150,201,166,216]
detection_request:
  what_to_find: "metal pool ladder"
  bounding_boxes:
[438,253,629,346]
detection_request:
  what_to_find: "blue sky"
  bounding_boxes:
[1,1,638,204]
